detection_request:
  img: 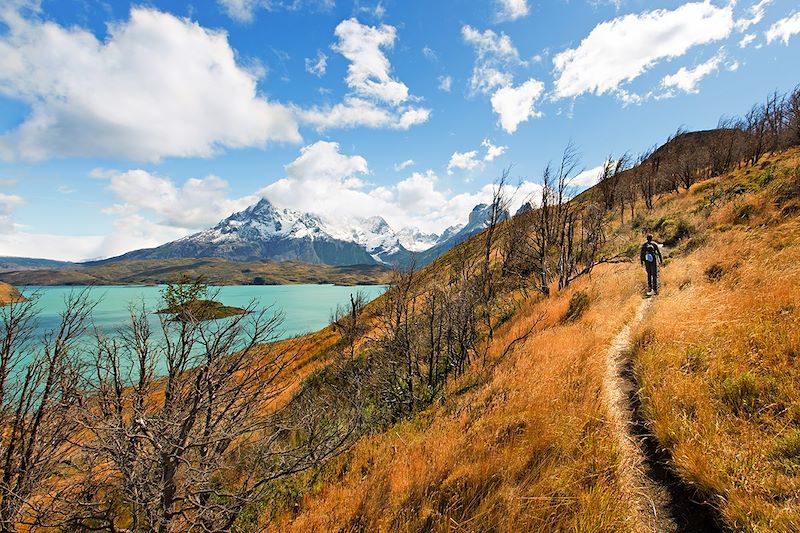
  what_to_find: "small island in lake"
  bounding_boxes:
[0,282,27,306]
[156,276,246,322]
[157,299,246,322]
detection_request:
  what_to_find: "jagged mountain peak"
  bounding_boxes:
[248,197,273,212]
[515,202,534,216]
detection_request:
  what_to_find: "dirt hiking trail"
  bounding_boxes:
[603,297,723,532]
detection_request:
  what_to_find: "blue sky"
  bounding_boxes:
[0,0,799,261]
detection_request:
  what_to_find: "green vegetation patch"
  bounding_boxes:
[716,371,777,417]
[650,216,694,246]
[563,291,590,323]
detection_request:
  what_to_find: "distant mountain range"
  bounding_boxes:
[0,256,74,273]
[101,198,507,268]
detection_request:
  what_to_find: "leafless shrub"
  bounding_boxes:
[0,291,93,532]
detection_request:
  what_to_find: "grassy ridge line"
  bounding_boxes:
[0,258,391,286]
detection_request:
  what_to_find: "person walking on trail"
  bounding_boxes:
[640,234,663,295]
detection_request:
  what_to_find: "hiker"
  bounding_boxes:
[640,234,663,295]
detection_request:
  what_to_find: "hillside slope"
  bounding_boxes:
[0,281,25,305]
[265,265,646,532]
[245,148,800,532]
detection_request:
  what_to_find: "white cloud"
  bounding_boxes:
[461,25,543,133]
[297,19,430,131]
[394,159,414,171]
[552,2,734,99]
[571,165,605,189]
[305,50,328,77]
[6,168,257,261]
[260,141,370,216]
[422,46,437,60]
[0,189,192,262]
[734,0,772,32]
[0,192,24,231]
[217,0,334,23]
[284,141,369,185]
[0,220,190,262]
[0,232,103,262]
[739,33,757,47]
[661,51,724,94]
[495,0,530,22]
[332,17,409,105]
[0,141,541,259]
[398,107,431,129]
[438,75,453,92]
[0,7,300,162]
[462,25,523,95]
[766,12,800,45]
[0,170,240,262]
[446,139,508,175]
[356,1,386,19]
[447,151,481,175]
[490,79,545,133]
[297,97,430,130]
[218,0,258,21]
[99,170,256,229]
[482,139,507,161]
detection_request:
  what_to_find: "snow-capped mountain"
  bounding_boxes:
[325,215,408,264]
[108,198,504,268]
[396,227,441,252]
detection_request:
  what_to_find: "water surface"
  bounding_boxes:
[19,284,387,340]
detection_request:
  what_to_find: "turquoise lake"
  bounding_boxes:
[18,284,387,340]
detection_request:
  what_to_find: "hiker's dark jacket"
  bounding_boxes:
[640,241,663,264]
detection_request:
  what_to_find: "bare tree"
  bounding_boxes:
[479,170,511,348]
[787,85,800,147]
[330,291,368,358]
[744,102,768,165]
[0,291,93,533]
[639,145,658,210]
[62,280,350,533]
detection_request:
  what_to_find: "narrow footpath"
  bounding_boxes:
[603,297,723,533]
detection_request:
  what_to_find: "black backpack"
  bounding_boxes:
[643,242,658,263]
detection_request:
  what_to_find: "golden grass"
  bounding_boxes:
[262,264,646,532]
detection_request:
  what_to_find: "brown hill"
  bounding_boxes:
[0,258,390,286]
[0,281,26,305]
